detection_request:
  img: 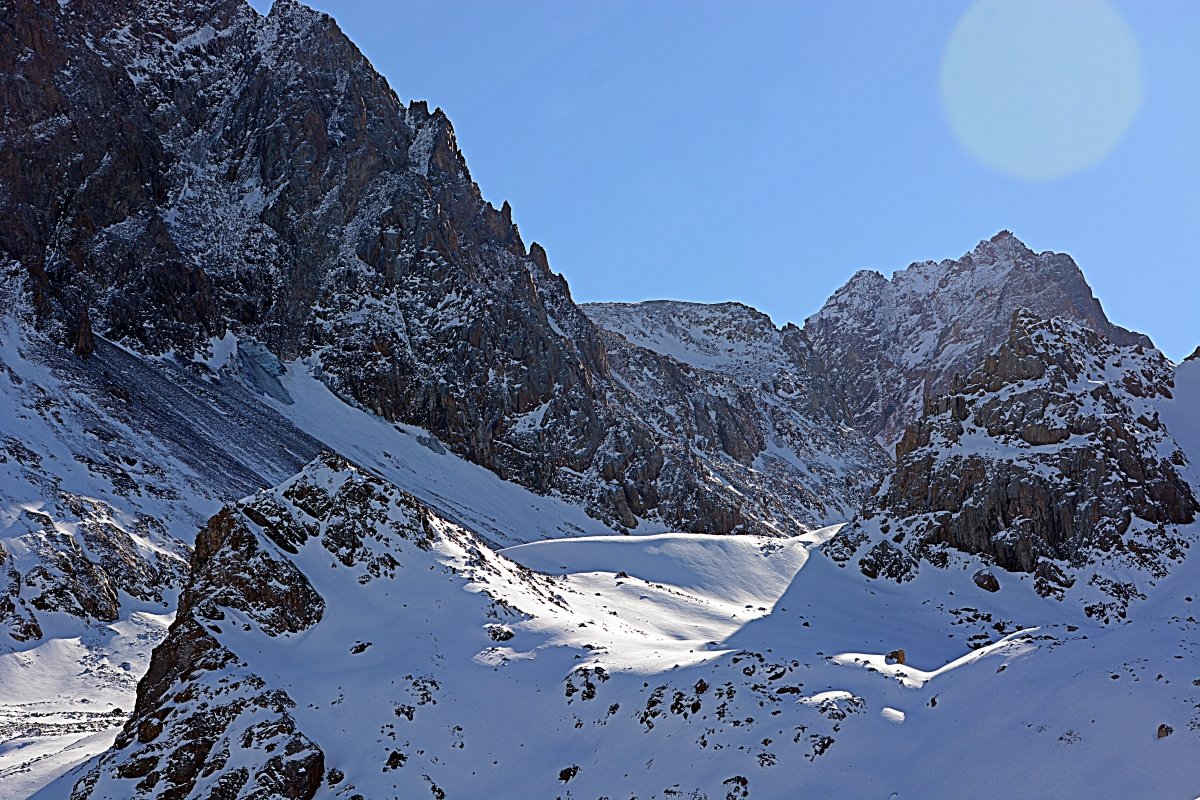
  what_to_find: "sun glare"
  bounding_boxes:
[940,0,1143,181]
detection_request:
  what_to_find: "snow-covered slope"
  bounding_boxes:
[5,0,1200,795]
[584,301,817,385]
[0,300,620,793]
[242,347,619,547]
[0,285,327,791]
[1158,354,1200,492]
[58,454,813,799]
[47,455,1200,800]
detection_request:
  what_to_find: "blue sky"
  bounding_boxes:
[250,0,1199,359]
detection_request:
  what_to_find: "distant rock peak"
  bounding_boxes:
[804,234,1151,445]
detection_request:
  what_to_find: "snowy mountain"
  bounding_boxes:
[4,0,1200,797]
[2,0,826,539]
[829,310,1197,622]
[805,231,1151,446]
[52,449,1200,799]
[582,301,888,529]
[0,285,624,794]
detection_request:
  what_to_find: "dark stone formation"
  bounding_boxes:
[831,311,1197,620]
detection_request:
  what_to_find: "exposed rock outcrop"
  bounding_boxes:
[70,496,328,800]
[583,301,889,529]
[72,452,549,799]
[829,311,1197,620]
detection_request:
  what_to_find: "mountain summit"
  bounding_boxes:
[804,232,1149,446]
[3,0,858,538]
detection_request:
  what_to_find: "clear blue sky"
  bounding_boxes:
[249,1,1199,359]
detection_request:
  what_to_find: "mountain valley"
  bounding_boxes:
[1,1,1197,798]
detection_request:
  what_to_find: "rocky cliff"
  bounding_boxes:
[829,310,1197,621]
[584,301,889,528]
[804,232,1151,446]
[0,0,859,537]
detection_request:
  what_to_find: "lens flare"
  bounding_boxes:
[940,0,1143,181]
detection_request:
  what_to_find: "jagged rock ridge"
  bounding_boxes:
[0,0,871,537]
[829,310,1197,621]
[68,453,862,799]
[804,231,1151,446]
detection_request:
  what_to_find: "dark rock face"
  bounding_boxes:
[830,311,1197,620]
[0,0,825,536]
[804,232,1152,445]
[0,0,227,351]
[583,301,889,529]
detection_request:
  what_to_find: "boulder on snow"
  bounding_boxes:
[973,569,1000,593]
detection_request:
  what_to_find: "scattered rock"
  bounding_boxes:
[973,569,1000,593]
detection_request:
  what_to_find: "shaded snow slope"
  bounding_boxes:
[1159,356,1200,491]
[502,528,837,608]
[263,356,620,546]
[0,611,173,798]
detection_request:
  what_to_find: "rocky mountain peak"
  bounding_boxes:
[829,310,1197,621]
[975,228,1032,256]
[804,232,1150,446]
[4,0,878,539]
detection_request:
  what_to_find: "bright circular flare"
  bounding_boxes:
[939,0,1143,181]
